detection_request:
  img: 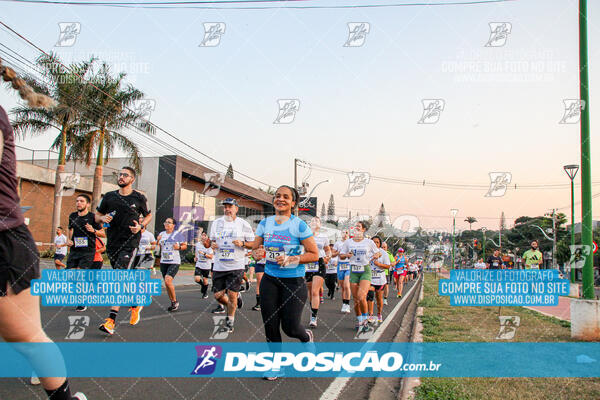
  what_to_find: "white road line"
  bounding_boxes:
[319,277,422,400]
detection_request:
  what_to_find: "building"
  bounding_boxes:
[18,151,275,246]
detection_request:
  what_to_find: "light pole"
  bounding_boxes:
[564,164,579,283]
[451,209,458,270]
[482,227,487,262]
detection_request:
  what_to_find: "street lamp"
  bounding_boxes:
[451,209,458,270]
[564,164,579,283]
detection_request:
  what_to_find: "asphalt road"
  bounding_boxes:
[1,272,419,400]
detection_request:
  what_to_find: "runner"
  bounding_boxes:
[393,248,407,297]
[53,227,68,269]
[339,221,381,332]
[250,185,317,357]
[156,217,187,311]
[92,236,105,270]
[367,236,391,324]
[240,251,251,293]
[66,194,101,312]
[305,216,331,328]
[252,245,266,311]
[134,218,156,271]
[324,243,338,300]
[194,231,214,299]
[209,198,255,333]
[96,166,152,334]
[522,240,543,270]
[0,70,86,399]
[486,249,503,270]
[381,241,394,305]
[333,230,351,313]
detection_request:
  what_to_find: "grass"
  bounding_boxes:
[414,272,600,400]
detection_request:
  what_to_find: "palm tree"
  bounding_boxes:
[464,216,477,231]
[74,62,155,209]
[11,53,96,238]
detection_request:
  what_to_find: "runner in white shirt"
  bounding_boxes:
[306,216,331,328]
[156,217,187,312]
[324,243,338,300]
[209,198,255,333]
[134,222,156,271]
[367,236,391,324]
[340,221,381,332]
[53,227,68,269]
[194,232,214,299]
[333,230,351,313]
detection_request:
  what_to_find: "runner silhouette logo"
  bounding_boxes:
[191,345,222,375]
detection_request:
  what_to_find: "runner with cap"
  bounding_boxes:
[393,248,407,298]
[333,230,351,313]
[209,198,255,333]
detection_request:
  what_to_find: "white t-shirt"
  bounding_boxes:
[54,234,68,255]
[341,238,379,273]
[314,233,329,258]
[209,216,255,272]
[138,230,156,255]
[371,250,390,286]
[334,240,348,265]
[195,242,214,270]
[158,230,186,265]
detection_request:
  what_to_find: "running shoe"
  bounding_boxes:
[72,393,88,400]
[397,292,402,298]
[361,323,372,334]
[383,298,388,306]
[378,314,383,323]
[237,292,243,309]
[341,304,351,313]
[368,315,377,324]
[306,329,314,342]
[309,316,317,328]
[129,306,143,325]
[167,301,179,312]
[245,280,250,292]
[99,318,115,335]
[355,320,361,329]
[211,305,225,314]
[202,293,209,299]
[252,304,261,311]
[75,306,87,312]
[226,318,234,333]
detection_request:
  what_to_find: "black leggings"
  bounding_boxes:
[325,273,337,297]
[259,273,310,343]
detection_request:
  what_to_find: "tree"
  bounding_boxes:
[226,163,234,179]
[464,217,477,231]
[327,194,335,217]
[11,52,96,239]
[320,202,326,217]
[74,62,155,209]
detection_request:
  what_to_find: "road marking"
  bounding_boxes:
[319,277,422,400]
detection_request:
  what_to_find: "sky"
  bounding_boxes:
[0,0,599,233]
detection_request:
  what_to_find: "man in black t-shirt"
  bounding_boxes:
[486,249,504,270]
[67,194,102,312]
[95,166,152,335]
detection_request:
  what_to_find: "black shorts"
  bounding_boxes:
[53,253,66,261]
[160,263,180,278]
[107,247,137,269]
[91,260,103,270]
[67,251,94,269]
[254,263,265,273]
[194,267,210,278]
[0,224,40,296]
[371,284,385,291]
[305,258,326,282]
[212,269,243,293]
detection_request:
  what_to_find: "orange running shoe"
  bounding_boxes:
[99,318,115,335]
[130,306,143,325]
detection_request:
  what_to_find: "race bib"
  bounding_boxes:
[266,246,285,262]
[372,270,384,279]
[339,263,350,271]
[219,246,235,261]
[326,266,337,274]
[493,261,499,267]
[74,237,88,248]
[162,251,174,261]
[305,262,319,273]
[351,264,365,273]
